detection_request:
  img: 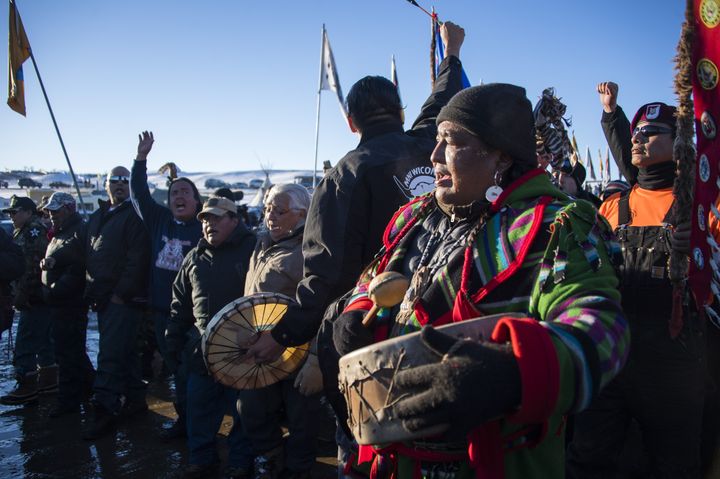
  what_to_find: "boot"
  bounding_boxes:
[0,372,38,405]
[253,446,284,479]
[82,404,117,440]
[38,365,59,394]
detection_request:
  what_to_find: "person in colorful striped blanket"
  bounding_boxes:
[329,84,630,479]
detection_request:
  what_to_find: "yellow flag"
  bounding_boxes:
[570,131,581,164]
[7,0,31,116]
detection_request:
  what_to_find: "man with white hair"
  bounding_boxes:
[239,184,321,478]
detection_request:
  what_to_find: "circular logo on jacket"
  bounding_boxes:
[393,166,435,200]
[701,111,717,139]
[697,59,719,90]
[698,204,707,232]
[700,154,711,182]
[701,0,720,27]
[694,247,705,270]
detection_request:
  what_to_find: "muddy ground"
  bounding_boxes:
[0,313,338,478]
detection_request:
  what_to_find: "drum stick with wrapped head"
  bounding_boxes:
[362,272,410,327]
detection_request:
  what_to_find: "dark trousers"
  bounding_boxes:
[151,310,187,421]
[51,305,95,406]
[567,318,706,479]
[14,304,54,376]
[237,373,321,472]
[186,371,252,468]
[93,302,145,413]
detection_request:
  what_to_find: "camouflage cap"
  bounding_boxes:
[43,192,76,211]
[2,195,37,213]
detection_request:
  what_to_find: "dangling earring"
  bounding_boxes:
[485,170,504,202]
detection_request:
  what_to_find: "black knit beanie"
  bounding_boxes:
[168,177,202,214]
[436,83,537,166]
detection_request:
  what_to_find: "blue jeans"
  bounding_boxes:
[51,306,95,406]
[186,372,253,468]
[93,302,145,413]
[14,304,54,377]
[237,374,321,471]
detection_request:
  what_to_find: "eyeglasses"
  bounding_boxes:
[632,125,674,138]
[108,176,129,184]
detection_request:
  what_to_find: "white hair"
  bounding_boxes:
[265,183,311,212]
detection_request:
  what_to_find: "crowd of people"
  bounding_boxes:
[0,18,717,479]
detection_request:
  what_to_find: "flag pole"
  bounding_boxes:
[312,25,325,190]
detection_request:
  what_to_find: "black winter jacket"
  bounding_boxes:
[166,222,256,374]
[85,200,150,309]
[272,55,465,346]
[42,212,87,307]
[601,106,635,185]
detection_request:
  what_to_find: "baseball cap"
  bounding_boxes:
[2,195,37,213]
[43,192,76,211]
[197,196,237,220]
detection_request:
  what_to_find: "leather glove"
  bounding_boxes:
[294,353,323,396]
[393,326,521,436]
[332,309,374,356]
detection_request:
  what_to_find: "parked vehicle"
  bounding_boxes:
[49,181,71,188]
[18,178,42,188]
[293,175,323,189]
[248,179,264,189]
[0,180,8,188]
[204,178,229,189]
[231,182,248,189]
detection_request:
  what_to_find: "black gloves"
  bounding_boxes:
[332,309,374,356]
[393,326,521,436]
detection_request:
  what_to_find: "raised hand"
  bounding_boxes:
[597,81,619,113]
[136,130,154,161]
[441,21,465,59]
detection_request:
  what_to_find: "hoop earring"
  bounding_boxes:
[485,170,504,202]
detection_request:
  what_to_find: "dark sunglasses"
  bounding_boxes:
[633,125,674,138]
[108,176,129,184]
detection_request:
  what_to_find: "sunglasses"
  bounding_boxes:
[632,125,674,138]
[108,176,129,184]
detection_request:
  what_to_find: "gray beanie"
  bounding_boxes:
[436,83,537,165]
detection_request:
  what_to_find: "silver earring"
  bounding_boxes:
[485,170,504,202]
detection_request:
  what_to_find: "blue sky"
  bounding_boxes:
[2,0,682,178]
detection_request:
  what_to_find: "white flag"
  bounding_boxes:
[320,27,346,116]
[391,54,402,104]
